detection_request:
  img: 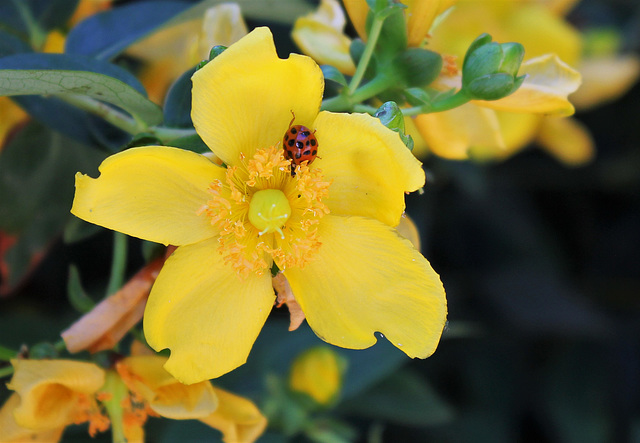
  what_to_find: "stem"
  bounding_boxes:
[348,14,384,94]
[151,126,197,143]
[10,0,47,49]
[350,75,394,103]
[105,232,128,297]
[100,371,128,443]
[0,345,17,361]
[402,90,471,116]
[352,104,379,114]
[58,94,146,135]
[0,365,15,379]
[53,340,67,353]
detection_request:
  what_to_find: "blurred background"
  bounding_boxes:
[1,0,639,441]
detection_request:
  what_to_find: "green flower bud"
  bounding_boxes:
[462,33,526,101]
[393,48,442,88]
[208,45,227,60]
[375,101,414,151]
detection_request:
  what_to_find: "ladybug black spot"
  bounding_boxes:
[296,141,304,149]
[301,130,310,137]
[312,150,317,156]
[303,150,311,156]
[305,140,310,147]
[310,139,316,146]
[290,127,297,135]
[295,152,302,159]
[288,139,295,147]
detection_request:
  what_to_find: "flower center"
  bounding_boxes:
[197,145,331,278]
[248,189,291,238]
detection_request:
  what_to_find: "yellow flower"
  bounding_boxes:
[71,28,447,384]
[342,0,456,47]
[289,346,346,406]
[128,3,248,104]
[0,357,266,442]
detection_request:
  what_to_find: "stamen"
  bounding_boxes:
[198,145,331,277]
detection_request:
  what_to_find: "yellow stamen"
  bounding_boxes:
[198,145,331,277]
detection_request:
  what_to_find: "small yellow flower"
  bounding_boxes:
[289,346,346,406]
[0,357,266,442]
[71,28,447,384]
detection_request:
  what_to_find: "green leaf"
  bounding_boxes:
[0,69,162,125]
[0,122,105,294]
[321,65,348,87]
[163,67,195,128]
[338,368,454,426]
[67,265,95,313]
[0,52,163,126]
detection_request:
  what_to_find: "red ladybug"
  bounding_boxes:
[283,112,318,176]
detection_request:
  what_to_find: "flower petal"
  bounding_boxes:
[72,146,222,246]
[414,103,505,160]
[571,56,640,110]
[474,54,582,116]
[0,394,65,443]
[0,97,28,148]
[404,0,456,47]
[284,215,447,359]
[313,112,425,227]
[143,237,274,384]
[192,27,324,167]
[8,359,105,430]
[199,387,267,443]
[292,0,356,76]
[342,0,368,41]
[536,116,595,166]
[121,356,218,419]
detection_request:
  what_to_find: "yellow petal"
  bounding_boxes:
[289,346,345,405]
[536,116,595,166]
[72,146,222,246]
[395,213,421,251]
[143,237,274,384]
[475,54,582,116]
[121,356,218,419]
[313,111,425,227]
[570,56,640,110]
[414,103,505,160]
[292,0,356,76]
[544,0,580,16]
[0,97,28,149]
[192,27,324,167]
[0,394,64,443]
[503,4,582,66]
[342,0,368,41]
[284,215,447,359]
[8,359,105,430]
[404,0,456,47]
[199,387,267,443]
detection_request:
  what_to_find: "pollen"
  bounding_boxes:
[198,145,331,278]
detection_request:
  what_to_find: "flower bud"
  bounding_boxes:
[289,346,346,406]
[393,47,442,88]
[375,101,414,150]
[462,33,526,101]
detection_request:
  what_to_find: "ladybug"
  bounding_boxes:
[283,112,318,176]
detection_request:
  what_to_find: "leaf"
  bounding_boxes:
[67,265,95,313]
[0,53,163,125]
[65,0,215,60]
[163,67,195,128]
[0,122,105,295]
[321,65,348,87]
[338,368,454,426]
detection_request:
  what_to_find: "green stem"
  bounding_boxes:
[348,14,384,94]
[53,340,67,353]
[402,90,471,116]
[0,365,15,379]
[100,371,128,443]
[352,104,379,114]
[58,94,146,135]
[151,126,197,143]
[0,345,17,361]
[105,232,128,297]
[10,0,47,49]
[350,74,394,103]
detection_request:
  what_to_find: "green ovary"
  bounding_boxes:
[248,189,291,238]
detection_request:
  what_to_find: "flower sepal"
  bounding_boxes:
[462,33,527,101]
